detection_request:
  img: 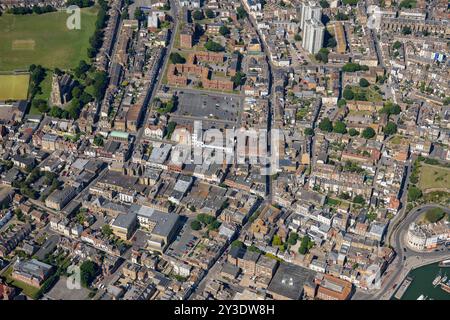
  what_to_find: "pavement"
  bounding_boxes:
[135,0,179,144]
[353,204,450,300]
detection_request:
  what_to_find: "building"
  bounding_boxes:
[131,205,181,252]
[179,0,200,8]
[406,221,449,251]
[180,25,194,49]
[299,0,322,32]
[12,259,53,287]
[45,186,77,210]
[302,18,324,54]
[111,212,137,240]
[0,280,16,300]
[267,262,316,300]
[313,274,353,300]
[50,73,75,107]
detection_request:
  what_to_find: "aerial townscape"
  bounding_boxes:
[0,0,449,303]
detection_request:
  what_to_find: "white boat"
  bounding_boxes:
[432,276,441,286]
[432,270,442,286]
[441,274,448,283]
[417,294,427,300]
[438,259,450,267]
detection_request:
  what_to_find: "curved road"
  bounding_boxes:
[354,204,450,300]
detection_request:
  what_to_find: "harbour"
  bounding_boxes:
[393,261,450,300]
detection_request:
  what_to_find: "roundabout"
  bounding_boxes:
[353,204,450,300]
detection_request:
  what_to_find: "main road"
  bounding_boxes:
[353,204,450,300]
[135,0,179,144]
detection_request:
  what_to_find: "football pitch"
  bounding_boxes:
[0,74,30,100]
[0,6,99,71]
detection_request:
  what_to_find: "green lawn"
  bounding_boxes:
[0,74,30,100]
[2,265,41,299]
[35,71,52,101]
[0,7,99,71]
[418,164,450,191]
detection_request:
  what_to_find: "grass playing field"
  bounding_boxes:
[0,74,30,100]
[418,163,450,191]
[0,7,99,71]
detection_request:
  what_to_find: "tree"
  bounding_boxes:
[231,71,246,87]
[399,0,416,9]
[381,102,401,116]
[287,232,299,245]
[205,40,225,52]
[134,7,145,22]
[236,6,248,20]
[294,34,302,41]
[304,128,314,136]
[14,208,24,222]
[166,122,176,139]
[343,86,354,100]
[197,213,215,225]
[359,78,370,87]
[324,30,336,48]
[192,10,204,21]
[248,245,261,253]
[298,236,313,255]
[425,208,445,223]
[315,48,329,63]
[170,52,186,64]
[272,235,283,246]
[408,186,422,202]
[348,128,359,137]
[335,12,349,20]
[342,63,369,72]
[92,71,108,101]
[231,240,244,248]
[319,117,333,132]
[204,9,215,19]
[93,135,104,146]
[361,127,376,139]
[320,0,330,8]
[101,224,113,237]
[190,220,202,230]
[80,261,99,287]
[402,26,412,35]
[392,41,402,50]
[383,122,397,135]
[32,99,49,113]
[353,195,365,205]
[333,121,347,134]
[208,220,221,231]
[342,0,359,5]
[74,60,90,78]
[219,25,230,37]
[337,99,347,108]
[340,192,351,200]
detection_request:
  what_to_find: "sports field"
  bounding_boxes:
[418,163,450,191]
[0,74,30,100]
[0,7,98,71]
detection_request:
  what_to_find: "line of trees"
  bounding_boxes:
[87,0,109,59]
[7,5,56,15]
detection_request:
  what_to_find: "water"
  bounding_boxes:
[397,262,450,300]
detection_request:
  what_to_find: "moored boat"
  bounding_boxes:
[432,275,441,286]
[438,259,450,268]
[440,281,450,294]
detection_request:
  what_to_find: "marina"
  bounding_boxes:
[394,262,450,300]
